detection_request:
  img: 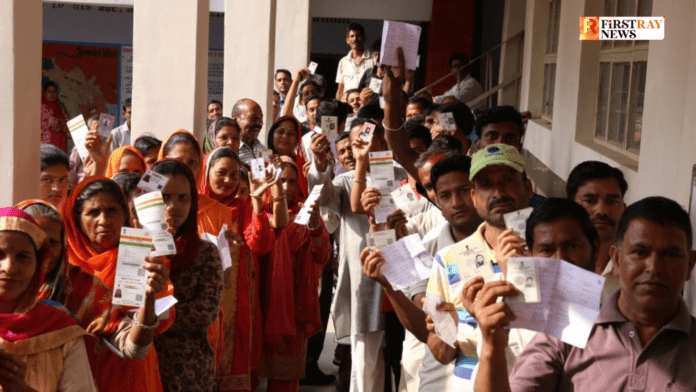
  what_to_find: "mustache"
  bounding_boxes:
[250,125,262,132]
[487,196,516,211]
[592,214,615,226]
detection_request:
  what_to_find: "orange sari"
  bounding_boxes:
[63,177,175,392]
[201,147,275,391]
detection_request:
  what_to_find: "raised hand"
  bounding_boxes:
[385,209,408,239]
[142,256,170,296]
[0,350,30,392]
[494,228,527,275]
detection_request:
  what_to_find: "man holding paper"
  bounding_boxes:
[472,197,696,391]
[424,144,532,390]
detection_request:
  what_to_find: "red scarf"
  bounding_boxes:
[0,302,77,342]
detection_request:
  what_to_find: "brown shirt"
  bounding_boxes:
[509,290,696,392]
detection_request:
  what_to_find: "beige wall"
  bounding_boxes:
[0,0,42,206]
[515,0,696,206]
[131,0,210,142]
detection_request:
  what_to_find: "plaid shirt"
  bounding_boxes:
[238,138,266,166]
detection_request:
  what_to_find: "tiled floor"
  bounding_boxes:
[258,320,340,392]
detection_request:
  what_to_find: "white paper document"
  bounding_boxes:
[201,223,233,271]
[137,170,169,193]
[369,151,397,224]
[294,185,324,225]
[504,207,534,240]
[423,296,458,348]
[258,149,272,162]
[380,234,433,291]
[97,113,115,138]
[506,258,540,303]
[506,257,605,349]
[67,115,90,162]
[134,191,176,257]
[380,20,422,70]
[379,96,386,109]
[112,227,152,308]
[441,241,496,283]
[366,229,396,249]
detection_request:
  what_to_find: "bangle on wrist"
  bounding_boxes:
[251,193,263,200]
[308,220,321,231]
[273,195,286,202]
[353,180,366,185]
[382,119,405,132]
[132,312,160,330]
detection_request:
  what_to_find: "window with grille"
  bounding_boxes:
[542,0,561,120]
[594,0,652,156]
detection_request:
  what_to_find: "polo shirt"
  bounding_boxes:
[336,49,376,91]
[509,290,696,391]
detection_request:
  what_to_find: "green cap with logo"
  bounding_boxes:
[469,143,526,180]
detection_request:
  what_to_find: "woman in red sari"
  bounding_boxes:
[0,207,95,391]
[62,177,173,392]
[200,146,278,391]
[104,145,146,178]
[266,116,310,199]
[41,81,70,152]
[259,158,332,392]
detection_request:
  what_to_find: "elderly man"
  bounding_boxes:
[231,98,266,165]
[473,196,696,391]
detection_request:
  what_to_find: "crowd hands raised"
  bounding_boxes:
[23,22,696,392]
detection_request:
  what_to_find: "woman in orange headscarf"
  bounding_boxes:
[61,177,173,392]
[258,158,331,392]
[200,146,278,391]
[104,146,146,178]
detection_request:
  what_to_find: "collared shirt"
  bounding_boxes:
[336,49,376,91]
[110,122,130,152]
[435,75,485,110]
[238,138,266,166]
[509,290,696,391]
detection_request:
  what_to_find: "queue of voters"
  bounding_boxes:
[4,10,695,392]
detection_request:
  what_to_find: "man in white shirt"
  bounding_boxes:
[335,23,376,101]
[110,98,132,152]
[435,53,484,110]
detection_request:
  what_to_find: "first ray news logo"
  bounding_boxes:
[580,16,665,40]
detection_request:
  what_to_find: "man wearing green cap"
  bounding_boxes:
[424,143,533,391]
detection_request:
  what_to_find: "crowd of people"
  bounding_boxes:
[19,22,696,392]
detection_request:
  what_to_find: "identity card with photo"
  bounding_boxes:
[359,122,376,143]
[442,242,495,283]
[137,170,169,193]
[112,227,152,308]
[97,113,115,138]
[294,185,324,225]
[320,116,339,138]
[308,62,318,75]
[438,112,456,131]
[366,229,396,250]
[506,258,540,303]
[391,184,419,215]
[250,158,266,180]
[504,207,534,240]
[67,115,90,162]
[133,191,176,256]
[369,77,383,94]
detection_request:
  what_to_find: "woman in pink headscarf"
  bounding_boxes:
[41,81,70,152]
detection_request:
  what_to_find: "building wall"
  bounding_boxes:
[514,0,696,207]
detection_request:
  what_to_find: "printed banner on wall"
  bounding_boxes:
[42,42,121,125]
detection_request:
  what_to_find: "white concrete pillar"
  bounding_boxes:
[519,0,550,116]
[0,0,42,206]
[274,0,312,74]
[498,0,526,107]
[224,0,277,143]
[131,0,210,142]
